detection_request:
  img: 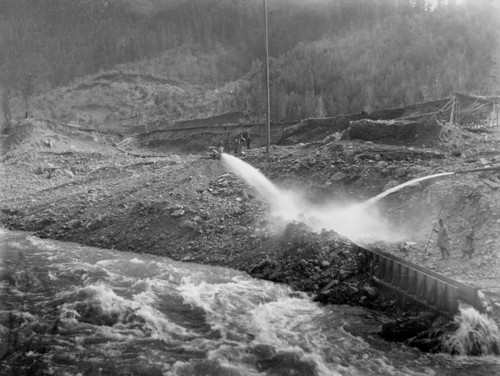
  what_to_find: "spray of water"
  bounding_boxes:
[444,304,500,356]
[221,153,302,219]
[221,153,400,242]
[362,172,454,207]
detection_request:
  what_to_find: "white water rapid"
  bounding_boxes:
[445,304,500,356]
[2,229,500,375]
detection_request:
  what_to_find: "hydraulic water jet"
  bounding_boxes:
[363,164,500,206]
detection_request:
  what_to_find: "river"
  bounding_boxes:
[1,229,499,376]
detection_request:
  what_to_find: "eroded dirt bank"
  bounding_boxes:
[1,119,500,353]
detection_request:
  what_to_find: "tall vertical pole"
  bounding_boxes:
[495,103,498,128]
[264,0,271,161]
[449,95,455,124]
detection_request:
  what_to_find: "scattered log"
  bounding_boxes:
[483,179,500,190]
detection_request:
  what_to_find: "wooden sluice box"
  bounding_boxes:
[358,246,481,314]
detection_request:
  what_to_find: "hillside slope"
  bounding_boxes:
[1,117,499,305]
[9,70,247,134]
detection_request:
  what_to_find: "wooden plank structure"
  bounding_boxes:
[358,246,481,314]
[450,92,500,127]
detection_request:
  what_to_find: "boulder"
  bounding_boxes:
[181,220,197,230]
[171,209,185,217]
[233,226,247,235]
[63,169,75,178]
[331,172,347,181]
[380,312,439,342]
[198,210,211,220]
[383,180,399,191]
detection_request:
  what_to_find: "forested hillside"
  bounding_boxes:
[0,0,498,126]
[244,2,498,120]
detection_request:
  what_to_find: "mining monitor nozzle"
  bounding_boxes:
[455,165,500,174]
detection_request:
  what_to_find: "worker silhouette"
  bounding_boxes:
[462,228,475,259]
[433,219,451,260]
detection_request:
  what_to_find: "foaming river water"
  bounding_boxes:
[1,230,499,376]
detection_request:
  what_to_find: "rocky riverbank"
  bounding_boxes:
[1,118,500,354]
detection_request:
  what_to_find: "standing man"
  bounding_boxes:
[239,134,246,153]
[234,136,240,154]
[433,219,451,260]
[462,228,475,259]
[244,131,252,149]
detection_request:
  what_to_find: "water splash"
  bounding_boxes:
[362,172,454,206]
[221,154,460,242]
[444,304,500,356]
[221,153,397,242]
